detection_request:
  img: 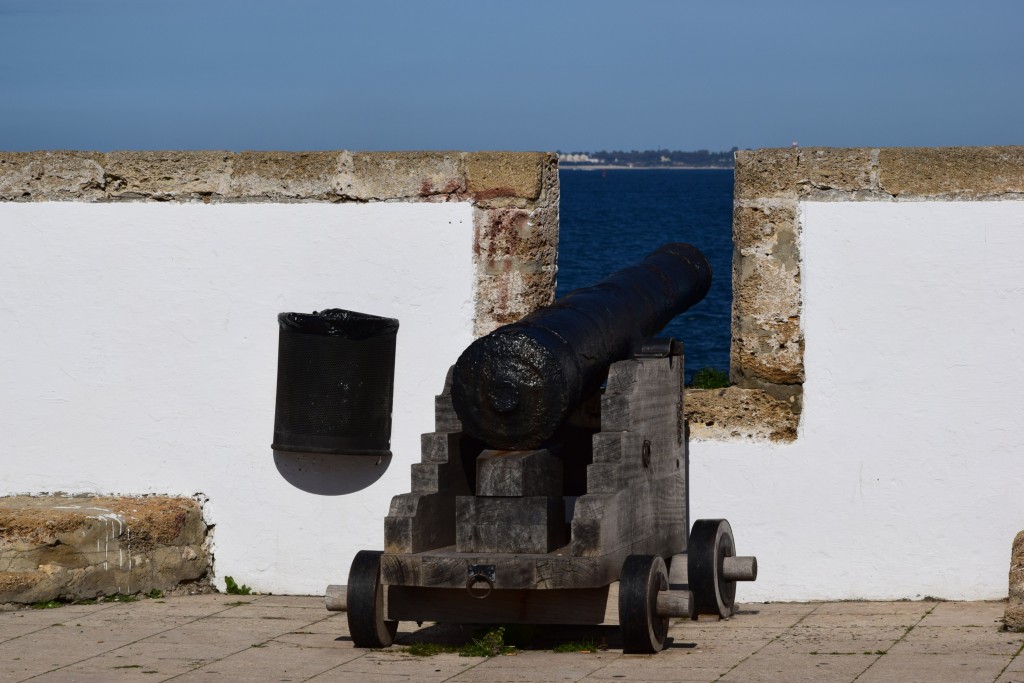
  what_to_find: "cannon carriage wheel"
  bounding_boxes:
[688,519,757,619]
[347,550,398,648]
[619,554,670,653]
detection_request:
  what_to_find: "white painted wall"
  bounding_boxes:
[691,201,1024,601]
[0,202,475,594]
[5,200,1022,601]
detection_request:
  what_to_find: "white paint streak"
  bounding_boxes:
[692,201,1024,601]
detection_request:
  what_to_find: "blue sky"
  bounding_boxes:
[1,0,1021,152]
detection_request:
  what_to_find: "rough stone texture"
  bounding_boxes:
[0,495,210,604]
[734,148,799,201]
[466,151,545,203]
[798,147,876,195]
[229,151,339,200]
[686,387,798,442]
[341,151,466,201]
[0,151,107,201]
[731,201,803,390]
[732,145,1024,435]
[1007,531,1024,631]
[103,150,232,199]
[879,146,1024,199]
[472,154,559,335]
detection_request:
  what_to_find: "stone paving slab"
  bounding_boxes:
[0,595,1022,682]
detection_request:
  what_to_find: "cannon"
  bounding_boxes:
[452,243,712,450]
[327,243,758,653]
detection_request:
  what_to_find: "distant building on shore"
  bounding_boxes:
[557,152,603,164]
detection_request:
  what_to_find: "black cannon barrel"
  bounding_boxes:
[451,243,711,449]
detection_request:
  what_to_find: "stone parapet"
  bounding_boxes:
[731,146,1024,429]
[0,150,559,335]
[0,495,210,605]
[0,151,559,600]
[686,387,797,442]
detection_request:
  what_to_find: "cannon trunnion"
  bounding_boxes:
[328,244,757,654]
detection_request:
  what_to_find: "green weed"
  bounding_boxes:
[30,600,64,609]
[145,589,164,599]
[224,576,252,595]
[689,367,730,389]
[459,626,516,657]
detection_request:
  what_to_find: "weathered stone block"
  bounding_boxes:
[0,151,106,201]
[229,151,339,199]
[340,151,465,200]
[797,147,874,193]
[731,241,804,388]
[879,146,1024,198]
[474,269,557,335]
[466,152,546,201]
[733,201,799,268]
[103,150,231,199]
[686,387,798,442]
[471,204,558,334]
[734,149,799,200]
[1007,531,1024,631]
[0,495,210,604]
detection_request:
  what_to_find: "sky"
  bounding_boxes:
[0,0,1021,152]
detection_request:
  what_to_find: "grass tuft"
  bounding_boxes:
[405,642,460,657]
[553,639,599,653]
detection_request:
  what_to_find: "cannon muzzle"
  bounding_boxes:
[451,243,711,449]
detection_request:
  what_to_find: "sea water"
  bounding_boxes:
[556,169,733,382]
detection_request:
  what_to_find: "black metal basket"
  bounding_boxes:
[272,309,399,456]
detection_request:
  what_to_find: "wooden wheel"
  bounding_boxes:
[346,550,398,648]
[688,519,737,618]
[619,554,669,654]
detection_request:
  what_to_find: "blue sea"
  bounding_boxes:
[555,169,734,383]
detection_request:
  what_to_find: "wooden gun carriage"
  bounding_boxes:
[326,244,757,653]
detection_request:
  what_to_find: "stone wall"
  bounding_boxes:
[686,145,1024,601]
[1,496,209,605]
[710,146,1024,440]
[0,150,558,599]
[0,150,559,336]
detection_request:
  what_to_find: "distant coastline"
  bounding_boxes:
[560,164,733,171]
[557,148,738,171]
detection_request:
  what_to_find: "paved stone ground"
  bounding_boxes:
[1,595,1022,682]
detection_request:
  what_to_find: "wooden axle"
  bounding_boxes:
[325,584,346,611]
[723,556,758,582]
[655,589,695,618]
[327,582,696,620]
